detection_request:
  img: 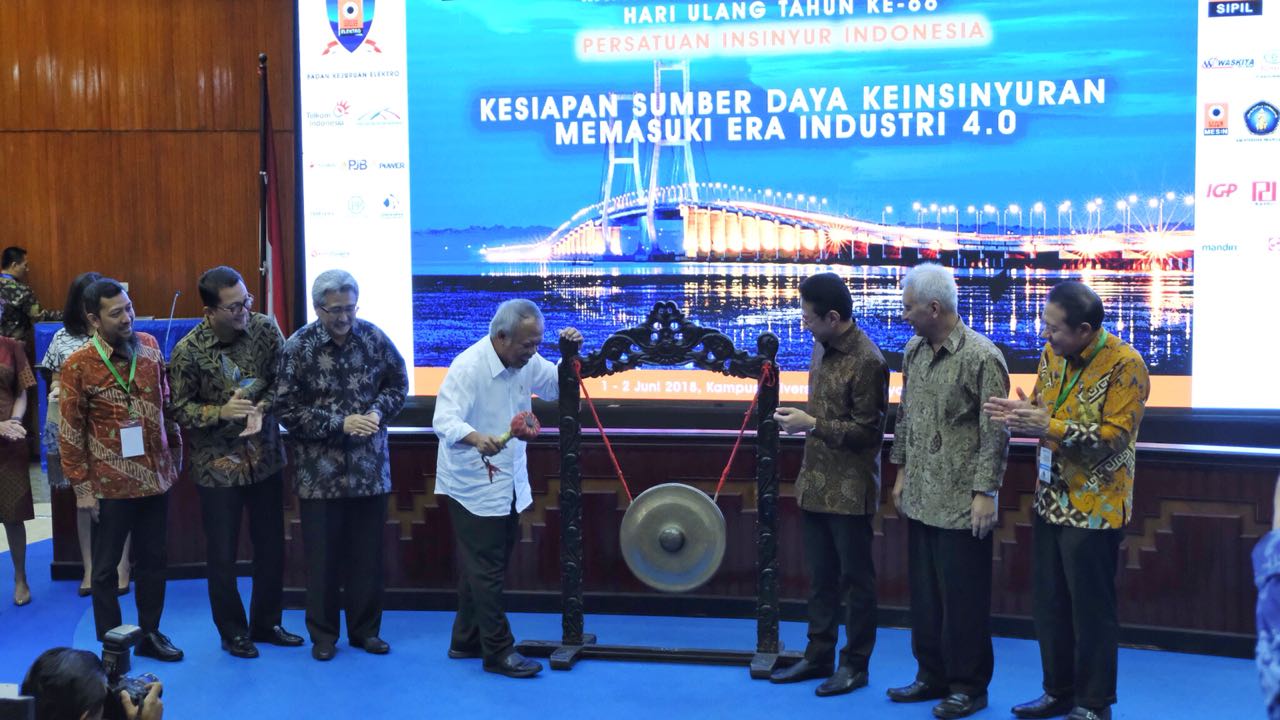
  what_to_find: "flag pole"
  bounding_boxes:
[257,52,270,305]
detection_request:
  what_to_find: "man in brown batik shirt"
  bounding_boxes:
[769,272,889,698]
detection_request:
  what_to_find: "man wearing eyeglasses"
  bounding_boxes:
[168,266,302,659]
[276,269,408,662]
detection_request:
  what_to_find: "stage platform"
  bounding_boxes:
[0,539,1262,719]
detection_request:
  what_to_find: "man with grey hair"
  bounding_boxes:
[276,269,408,661]
[886,263,1010,718]
[433,299,580,678]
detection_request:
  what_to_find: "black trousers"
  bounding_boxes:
[800,509,877,671]
[907,518,995,695]
[446,496,519,662]
[1032,513,1124,709]
[299,494,387,644]
[91,492,169,640]
[197,475,285,640]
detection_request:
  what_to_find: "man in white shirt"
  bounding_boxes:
[433,299,581,678]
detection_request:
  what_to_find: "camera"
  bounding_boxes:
[101,626,159,720]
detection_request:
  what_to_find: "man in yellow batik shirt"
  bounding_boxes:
[984,281,1149,720]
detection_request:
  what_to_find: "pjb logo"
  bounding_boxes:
[324,0,381,55]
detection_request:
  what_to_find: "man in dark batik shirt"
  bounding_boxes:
[168,266,303,659]
[0,246,61,342]
[769,272,889,698]
[276,269,407,662]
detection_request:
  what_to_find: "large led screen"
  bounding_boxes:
[297,0,1280,410]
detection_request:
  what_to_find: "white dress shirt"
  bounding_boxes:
[432,336,559,516]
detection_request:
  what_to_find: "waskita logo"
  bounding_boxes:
[323,0,381,55]
[1208,0,1263,16]
[1202,56,1256,69]
[1204,102,1229,135]
[1205,182,1239,198]
[1245,101,1279,135]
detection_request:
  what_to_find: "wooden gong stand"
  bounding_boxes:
[515,301,802,677]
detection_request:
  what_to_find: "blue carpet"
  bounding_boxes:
[0,540,1262,718]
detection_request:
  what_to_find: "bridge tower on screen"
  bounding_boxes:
[644,59,701,258]
[601,92,643,258]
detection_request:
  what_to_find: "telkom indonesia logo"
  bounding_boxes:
[324,0,381,55]
[1205,182,1238,198]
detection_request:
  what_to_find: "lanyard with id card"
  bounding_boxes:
[1038,330,1108,485]
[92,337,145,458]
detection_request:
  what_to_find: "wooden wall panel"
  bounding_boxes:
[1,0,295,131]
[1,0,297,321]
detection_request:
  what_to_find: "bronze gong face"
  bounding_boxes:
[619,483,727,593]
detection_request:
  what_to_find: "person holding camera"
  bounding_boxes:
[20,647,162,720]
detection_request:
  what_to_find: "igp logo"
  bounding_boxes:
[1244,101,1279,135]
[324,0,380,54]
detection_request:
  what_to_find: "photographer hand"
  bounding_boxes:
[121,681,164,720]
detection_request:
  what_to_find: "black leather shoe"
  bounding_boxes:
[312,641,336,661]
[221,636,259,659]
[251,625,304,647]
[933,692,988,719]
[888,680,949,703]
[1012,693,1075,719]
[134,632,184,662]
[447,645,482,659]
[483,651,542,678]
[349,636,390,654]
[769,658,833,684]
[1066,707,1111,720]
[815,666,868,697]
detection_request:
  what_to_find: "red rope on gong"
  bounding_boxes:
[713,361,777,502]
[574,359,634,504]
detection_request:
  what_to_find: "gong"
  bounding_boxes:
[620,483,727,593]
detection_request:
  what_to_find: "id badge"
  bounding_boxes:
[120,421,145,458]
[1037,445,1053,484]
